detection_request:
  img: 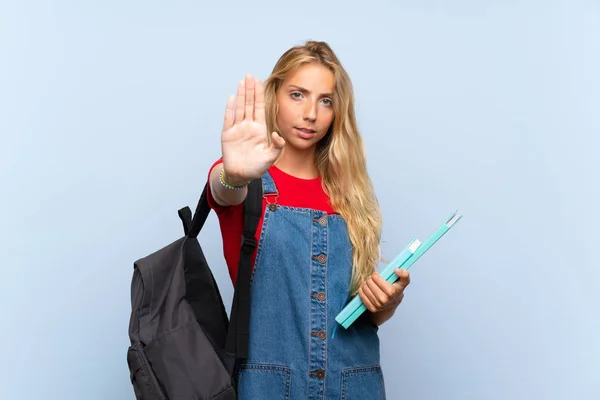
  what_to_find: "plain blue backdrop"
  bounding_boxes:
[1,1,598,399]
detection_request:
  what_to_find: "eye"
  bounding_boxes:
[290,92,303,99]
[322,98,333,107]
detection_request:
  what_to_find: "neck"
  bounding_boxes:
[275,146,319,179]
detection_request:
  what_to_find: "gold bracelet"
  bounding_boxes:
[220,169,250,190]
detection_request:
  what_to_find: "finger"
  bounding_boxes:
[234,80,245,124]
[266,132,285,163]
[371,273,396,298]
[394,268,411,289]
[358,286,377,313]
[222,95,235,132]
[362,279,384,309]
[270,132,286,149]
[366,276,390,307]
[244,74,255,121]
[254,79,266,122]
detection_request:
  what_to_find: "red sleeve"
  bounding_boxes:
[205,157,247,285]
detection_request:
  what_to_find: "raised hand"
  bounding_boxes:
[220,74,285,186]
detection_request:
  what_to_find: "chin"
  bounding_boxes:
[286,138,317,152]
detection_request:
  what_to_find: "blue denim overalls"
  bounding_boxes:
[236,171,386,400]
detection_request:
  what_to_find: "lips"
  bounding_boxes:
[294,127,317,140]
[295,127,316,134]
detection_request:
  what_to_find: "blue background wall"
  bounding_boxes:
[1,1,598,399]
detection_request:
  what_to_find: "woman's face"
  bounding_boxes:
[275,62,335,152]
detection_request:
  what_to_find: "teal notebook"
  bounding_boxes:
[334,210,463,330]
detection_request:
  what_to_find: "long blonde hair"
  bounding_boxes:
[264,41,382,294]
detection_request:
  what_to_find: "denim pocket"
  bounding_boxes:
[237,364,292,400]
[341,365,386,400]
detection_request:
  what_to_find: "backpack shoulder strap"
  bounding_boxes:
[226,177,263,360]
[187,183,211,238]
[178,206,193,235]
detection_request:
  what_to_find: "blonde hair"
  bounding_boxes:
[264,41,382,294]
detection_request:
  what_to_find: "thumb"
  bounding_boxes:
[270,131,286,150]
[394,268,411,288]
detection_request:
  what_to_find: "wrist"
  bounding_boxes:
[220,167,251,189]
[370,296,402,326]
[370,304,397,326]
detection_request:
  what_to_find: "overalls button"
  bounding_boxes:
[268,203,277,211]
[314,292,326,301]
[318,217,327,226]
[315,254,327,264]
[311,370,325,379]
[311,330,326,340]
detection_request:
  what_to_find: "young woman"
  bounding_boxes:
[206,41,411,399]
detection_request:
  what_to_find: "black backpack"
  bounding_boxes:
[126,178,262,400]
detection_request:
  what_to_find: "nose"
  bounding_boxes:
[303,100,317,122]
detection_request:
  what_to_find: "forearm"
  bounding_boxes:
[209,162,249,206]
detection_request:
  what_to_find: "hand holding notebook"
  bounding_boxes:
[357,264,411,316]
[334,210,463,330]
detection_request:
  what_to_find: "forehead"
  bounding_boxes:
[283,62,335,94]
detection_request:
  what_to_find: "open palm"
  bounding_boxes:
[221,74,285,184]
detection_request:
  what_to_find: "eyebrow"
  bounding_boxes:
[288,84,333,98]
